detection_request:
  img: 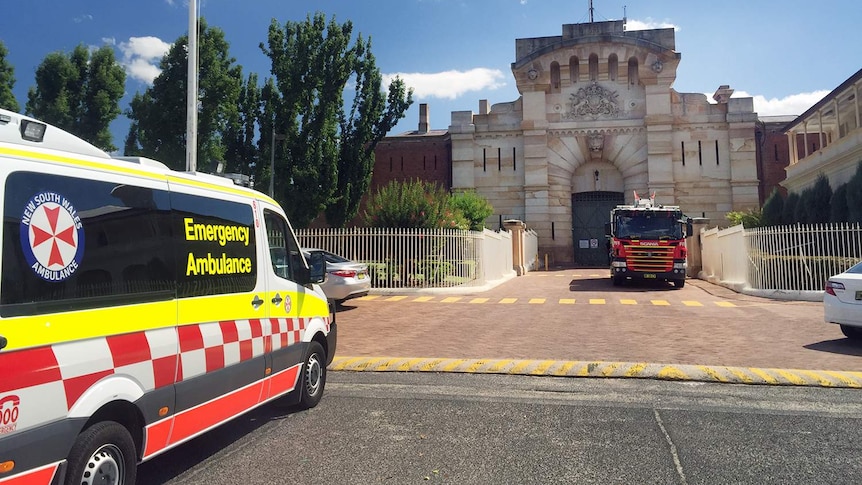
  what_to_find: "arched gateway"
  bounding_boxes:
[449,19,759,266]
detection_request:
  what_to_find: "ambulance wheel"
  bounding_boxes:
[674,278,686,288]
[298,341,326,409]
[66,421,137,485]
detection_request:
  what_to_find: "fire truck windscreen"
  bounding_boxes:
[614,211,684,240]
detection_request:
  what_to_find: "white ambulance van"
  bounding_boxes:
[0,109,336,485]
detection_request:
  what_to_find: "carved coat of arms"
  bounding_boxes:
[567,82,620,120]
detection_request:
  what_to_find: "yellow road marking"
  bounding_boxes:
[682,301,703,306]
[651,300,670,306]
[470,298,489,304]
[715,301,736,307]
[589,299,606,304]
[620,299,637,305]
[553,361,579,375]
[385,296,407,302]
[499,298,517,304]
[486,359,514,373]
[413,296,434,302]
[529,298,546,304]
[559,298,576,304]
[531,360,557,375]
[442,359,466,372]
[441,297,462,303]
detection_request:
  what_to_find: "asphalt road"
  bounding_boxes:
[136,274,862,484]
[139,372,862,485]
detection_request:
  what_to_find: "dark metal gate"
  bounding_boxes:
[572,191,624,267]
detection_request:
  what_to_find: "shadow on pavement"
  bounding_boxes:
[804,339,862,357]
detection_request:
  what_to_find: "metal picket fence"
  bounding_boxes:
[296,227,492,289]
[745,223,862,291]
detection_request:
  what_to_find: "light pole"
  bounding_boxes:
[269,129,285,198]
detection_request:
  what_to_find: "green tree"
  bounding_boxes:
[262,13,412,228]
[795,187,813,224]
[0,41,20,112]
[760,188,784,227]
[364,179,467,229]
[830,184,849,222]
[324,35,413,227]
[782,192,800,224]
[126,18,242,170]
[808,174,832,223]
[847,161,862,223]
[26,44,125,151]
[451,190,494,231]
[222,72,261,177]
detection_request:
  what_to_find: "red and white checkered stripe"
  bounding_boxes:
[0,316,328,433]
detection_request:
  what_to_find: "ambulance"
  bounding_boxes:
[0,109,336,485]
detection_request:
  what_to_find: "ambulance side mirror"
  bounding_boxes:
[304,250,327,285]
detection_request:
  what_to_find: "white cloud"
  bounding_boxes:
[382,68,507,100]
[117,36,172,84]
[711,90,831,116]
[625,18,679,32]
[73,14,93,23]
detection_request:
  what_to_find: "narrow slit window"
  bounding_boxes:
[681,141,685,166]
[698,141,703,166]
[483,148,486,172]
[389,157,393,172]
[513,147,517,171]
[498,147,502,171]
[715,140,720,165]
[773,144,778,161]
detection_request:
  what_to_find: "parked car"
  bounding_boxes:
[303,248,371,304]
[824,260,862,340]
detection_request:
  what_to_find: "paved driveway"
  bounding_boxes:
[332,269,862,373]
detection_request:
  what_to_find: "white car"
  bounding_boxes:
[303,249,371,304]
[824,260,862,340]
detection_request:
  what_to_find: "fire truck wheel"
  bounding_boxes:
[612,275,623,286]
[66,421,137,485]
[298,341,327,409]
[674,278,686,288]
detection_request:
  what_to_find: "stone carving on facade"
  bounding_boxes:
[564,82,620,120]
[588,132,604,160]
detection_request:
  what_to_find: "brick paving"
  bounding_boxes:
[332,269,862,372]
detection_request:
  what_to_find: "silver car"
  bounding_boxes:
[824,260,862,340]
[303,249,371,304]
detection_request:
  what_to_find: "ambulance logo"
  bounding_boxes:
[20,192,85,281]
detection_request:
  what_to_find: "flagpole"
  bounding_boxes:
[185,0,198,172]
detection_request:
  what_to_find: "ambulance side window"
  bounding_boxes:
[171,193,256,298]
[1,172,175,317]
[264,210,301,282]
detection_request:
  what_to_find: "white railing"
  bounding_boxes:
[699,222,862,298]
[746,223,862,292]
[296,227,516,290]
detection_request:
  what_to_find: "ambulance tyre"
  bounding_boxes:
[66,421,137,485]
[298,341,326,410]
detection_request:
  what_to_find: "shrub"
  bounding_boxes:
[830,185,849,222]
[782,192,800,224]
[450,190,494,231]
[364,179,468,229]
[725,208,762,228]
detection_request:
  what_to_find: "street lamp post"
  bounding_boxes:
[269,129,285,198]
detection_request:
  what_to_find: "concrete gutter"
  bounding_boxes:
[330,356,862,389]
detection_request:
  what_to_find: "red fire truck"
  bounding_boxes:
[605,192,693,288]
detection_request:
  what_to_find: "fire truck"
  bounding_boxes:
[605,192,693,288]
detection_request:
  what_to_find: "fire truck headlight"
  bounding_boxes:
[612,261,627,268]
[673,262,687,269]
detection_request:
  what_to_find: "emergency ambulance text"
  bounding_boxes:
[184,218,250,246]
[186,252,252,276]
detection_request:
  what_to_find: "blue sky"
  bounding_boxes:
[2,0,859,146]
